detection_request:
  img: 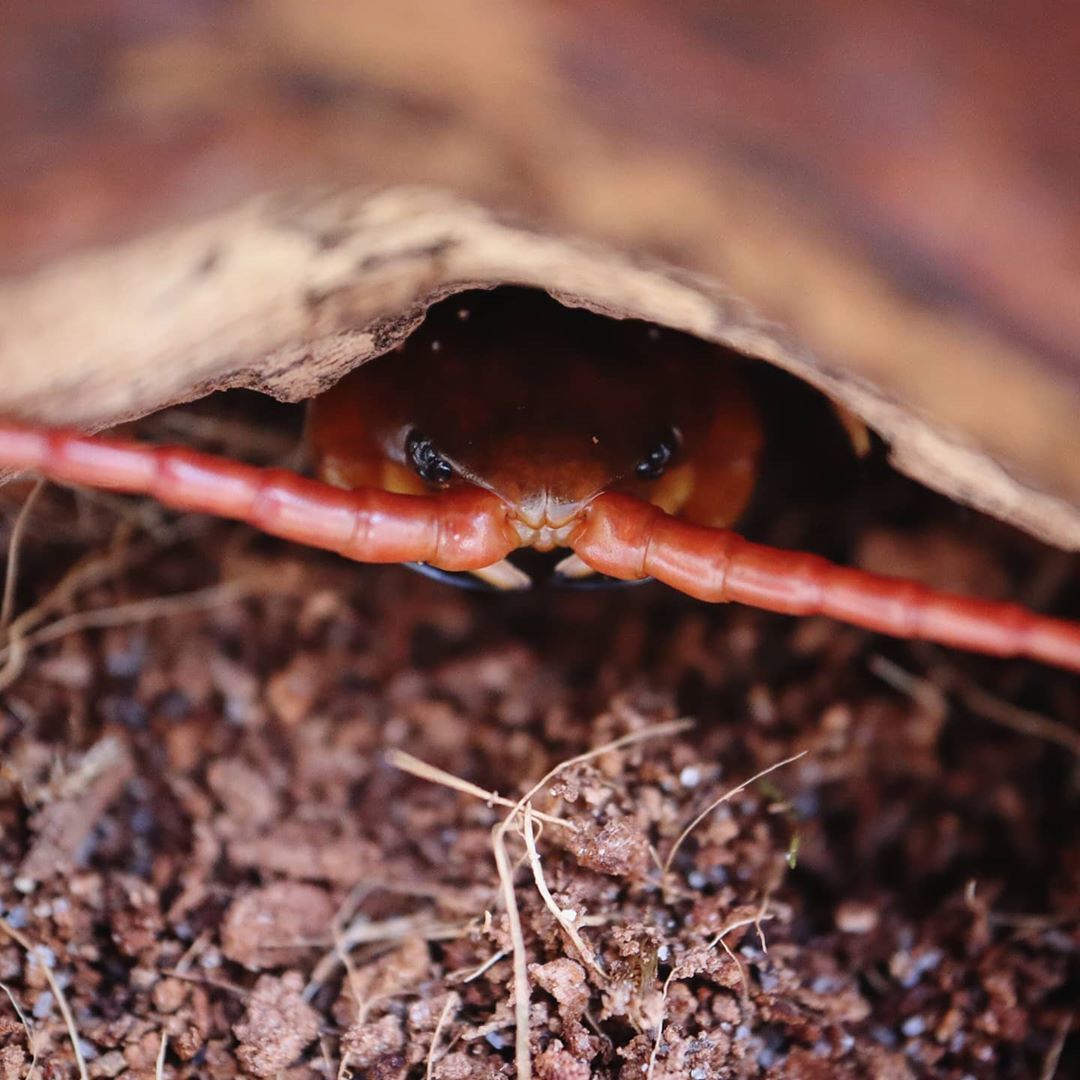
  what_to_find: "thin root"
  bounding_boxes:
[1039,1012,1073,1080]
[0,978,38,1080]
[522,803,604,978]
[426,992,460,1079]
[663,751,807,879]
[155,1032,168,1080]
[0,477,45,635]
[646,969,678,1080]
[386,749,574,831]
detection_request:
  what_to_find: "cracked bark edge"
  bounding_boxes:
[1,186,1077,550]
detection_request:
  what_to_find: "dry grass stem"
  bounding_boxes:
[506,719,694,823]
[0,979,38,1079]
[868,655,948,716]
[386,749,573,830]
[0,477,45,634]
[1038,1012,1072,1080]
[0,501,283,691]
[155,1032,168,1080]
[522,804,604,978]
[710,912,775,1006]
[0,527,148,690]
[872,656,1080,757]
[954,678,1080,758]
[646,968,678,1080]
[663,752,808,877]
[492,718,693,1080]
[457,948,509,984]
[0,579,254,665]
[491,824,531,1080]
[1,532,132,638]
[334,919,366,1027]
[338,915,468,952]
[0,516,198,650]
[308,913,469,1003]
[426,992,460,1079]
[706,912,775,952]
[303,881,376,1002]
[0,916,88,1080]
[753,891,773,953]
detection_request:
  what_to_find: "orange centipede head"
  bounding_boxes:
[308,289,764,552]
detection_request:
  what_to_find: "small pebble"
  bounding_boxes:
[4,906,27,929]
[679,765,701,788]
[835,900,879,934]
[902,1015,926,1037]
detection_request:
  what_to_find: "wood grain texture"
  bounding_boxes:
[1,1,1078,546]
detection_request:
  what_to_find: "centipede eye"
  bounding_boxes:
[406,430,454,486]
[635,426,681,481]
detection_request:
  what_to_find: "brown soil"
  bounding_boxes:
[0,403,1076,1079]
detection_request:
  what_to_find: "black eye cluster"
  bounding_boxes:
[406,426,680,487]
[406,430,453,486]
[636,426,681,480]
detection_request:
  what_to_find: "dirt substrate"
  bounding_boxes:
[0,436,1076,1079]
